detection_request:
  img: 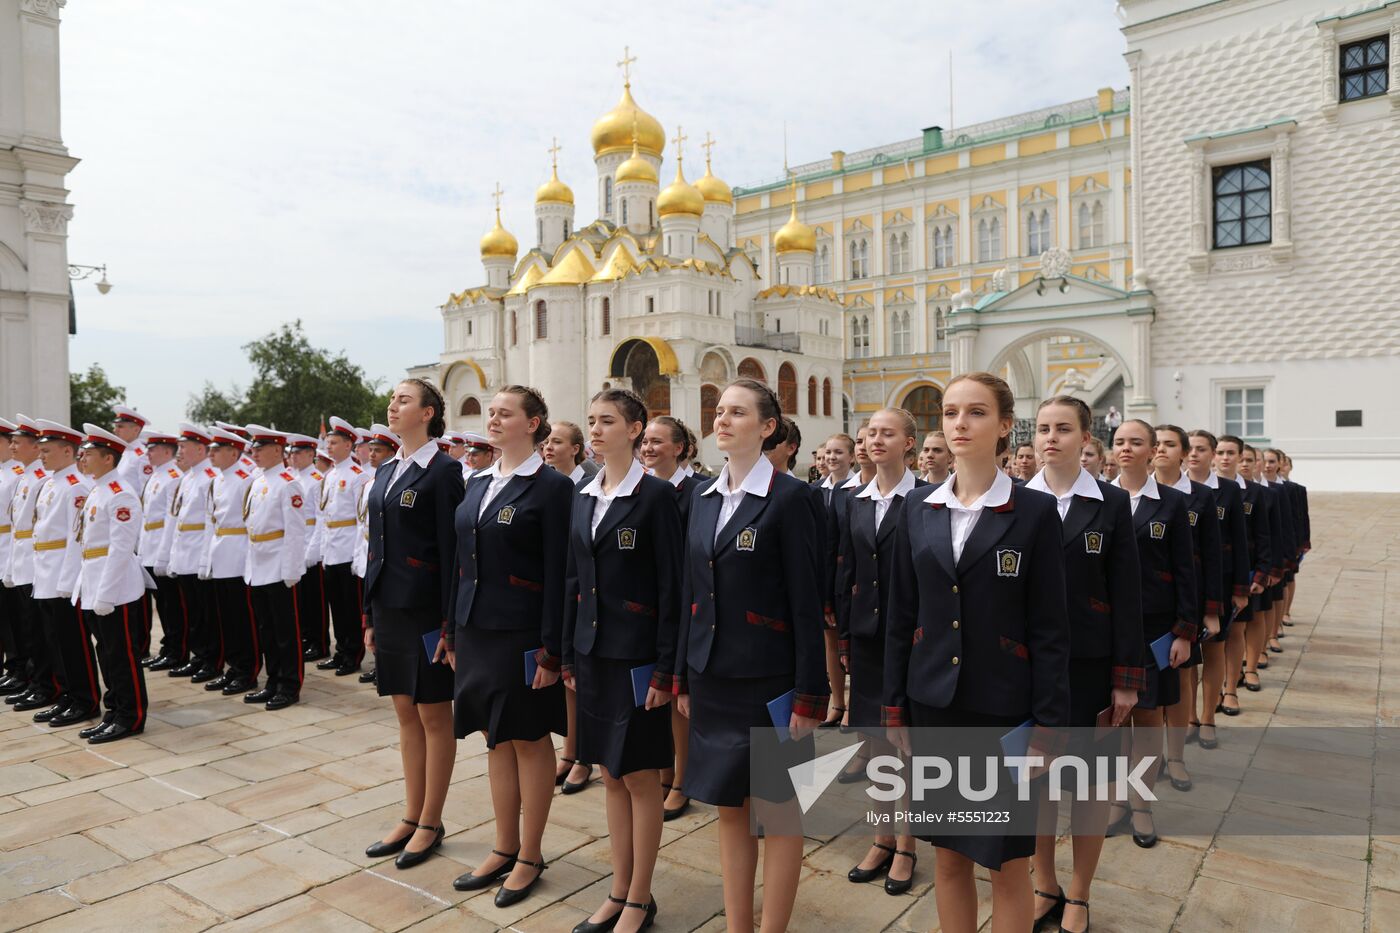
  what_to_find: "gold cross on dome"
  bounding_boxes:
[617,46,637,85]
[701,131,716,164]
[672,125,687,162]
[547,137,562,169]
[491,183,504,212]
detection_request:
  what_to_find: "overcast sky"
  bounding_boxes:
[62,1,1129,430]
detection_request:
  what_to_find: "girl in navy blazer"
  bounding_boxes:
[1107,419,1198,849]
[817,431,859,729]
[562,389,682,933]
[1242,445,1292,688]
[444,385,572,908]
[883,372,1069,932]
[639,415,702,822]
[675,378,828,933]
[1261,448,1298,657]
[1277,453,1310,628]
[836,408,925,896]
[1025,396,1143,933]
[1216,437,1271,714]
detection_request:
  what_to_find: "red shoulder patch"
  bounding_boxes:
[204,467,216,478]
[133,446,145,455]
[168,467,181,478]
[235,469,248,479]
[66,474,80,485]
[34,468,46,478]
[11,464,23,475]
[290,494,303,509]
[311,471,323,481]
[350,465,363,474]
[108,480,123,494]
[279,471,294,482]
[115,506,131,522]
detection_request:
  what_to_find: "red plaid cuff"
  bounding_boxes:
[793,693,829,721]
[672,673,688,696]
[881,705,908,728]
[1111,665,1147,691]
[1030,724,1070,757]
[1232,583,1250,599]
[535,647,561,672]
[1205,599,1224,618]
[1171,618,1198,640]
[1250,571,1267,588]
[648,669,674,693]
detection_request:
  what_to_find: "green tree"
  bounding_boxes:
[186,321,385,431]
[69,363,126,428]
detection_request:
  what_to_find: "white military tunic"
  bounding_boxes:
[297,466,324,567]
[243,468,308,587]
[164,458,218,577]
[138,463,182,572]
[0,458,24,587]
[351,464,376,578]
[201,463,255,580]
[3,461,47,587]
[318,458,369,567]
[73,475,146,611]
[117,442,152,494]
[31,464,92,600]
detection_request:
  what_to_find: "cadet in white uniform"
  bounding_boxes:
[112,405,153,493]
[317,416,371,676]
[72,425,149,743]
[29,421,98,728]
[162,424,220,680]
[2,416,52,710]
[286,434,330,661]
[0,418,27,693]
[242,426,309,710]
[462,432,496,480]
[201,429,259,695]
[137,430,184,670]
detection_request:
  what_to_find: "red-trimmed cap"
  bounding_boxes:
[10,413,41,438]
[463,431,494,452]
[208,428,248,451]
[245,424,287,448]
[0,417,15,438]
[435,438,451,453]
[214,421,252,440]
[35,419,83,445]
[178,422,213,444]
[81,423,128,455]
[327,416,356,441]
[141,428,180,447]
[285,433,318,451]
[368,423,401,450]
[112,405,148,427]
[445,432,467,446]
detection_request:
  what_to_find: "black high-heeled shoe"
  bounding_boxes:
[661,783,690,822]
[848,842,894,883]
[621,896,657,930]
[453,849,517,891]
[393,824,443,869]
[364,819,417,858]
[1197,723,1219,749]
[820,707,846,728]
[1130,808,1158,848]
[1061,894,1091,933]
[1032,884,1065,930]
[571,895,626,933]
[556,756,576,787]
[1239,672,1261,692]
[836,755,870,785]
[562,762,593,795]
[1164,756,1192,792]
[1216,689,1241,716]
[884,849,917,896]
[494,856,548,908]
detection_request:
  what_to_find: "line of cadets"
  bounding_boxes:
[0,375,1311,932]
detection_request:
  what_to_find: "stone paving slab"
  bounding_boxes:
[0,492,1392,930]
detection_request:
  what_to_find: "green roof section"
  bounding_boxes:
[1183,118,1298,144]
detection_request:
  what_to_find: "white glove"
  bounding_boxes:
[197,569,211,581]
[154,563,169,577]
[284,578,298,589]
[57,590,72,599]
[2,575,14,588]
[93,601,114,616]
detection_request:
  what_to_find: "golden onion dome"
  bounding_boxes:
[774,199,816,253]
[479,209,519,259]
[614,140,658,186]
[694,159,733,205]
[657,160,704,218]
[534,165,574,205]
[591,83,665,157]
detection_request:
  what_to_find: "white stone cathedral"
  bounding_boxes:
[409,60,844,469]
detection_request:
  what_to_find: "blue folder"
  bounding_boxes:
[1000,719,1035,760]
[767,689,795,743]
[1149,632,1174,670]
[524,647,541,686]
[630,664,656,707]
[422,629,441,663]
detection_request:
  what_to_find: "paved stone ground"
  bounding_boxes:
[0,492,1396,932]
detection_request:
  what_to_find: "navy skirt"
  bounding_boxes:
[453,624,566,748]
[371,603,453,704]
[684,668,813,808]
[1135,612,1181,710]
[846,632,884,732]
[575,653,671,777]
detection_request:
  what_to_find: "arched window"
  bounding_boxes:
[737,357,765,381]
[815,244,830,283]
[934,306,948,350]
[510,310,518,346]
[622,199,629,224]
[902,385,944,437]
[848,240,860,279]
[932,223,955,267]
[888,232,910,273]
[979,218,1001,261]
[537,219,544,246]
[700,383,719,437]
[822,377,832,417]
[459,397,481,417]
[890,309,911,355]
[534,300,547,340]
[1080,200,1104,248]
[604,177,613,216]
[1091,201,1104,245]
[778,362,798,414]
[807,376,817,415]
[601,297,611,336]
[1027,209,1051,256]
[850,315,871,359]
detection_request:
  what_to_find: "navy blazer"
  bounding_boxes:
[1182,479,1225,620]
[1211,479,1252,604]
[883,484,1070,728]
[1262,481,1297,575]
[1129,484,1199,640]
[834,477,929,645]
[446,464,574,663]
[675,469,828,716]
[1284,479,1311,552]
[823,479,860,626]
[672,473,703,528]
[1238,479,1273,586]
[1058,482,1145,683]
[363,451,464,626]
[563,473,682,681]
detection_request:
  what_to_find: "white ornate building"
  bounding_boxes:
[410,67,845,468]
[0,0,77,419]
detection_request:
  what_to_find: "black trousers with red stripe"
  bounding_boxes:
[39,596,100,713]
[297,563,329,654]
[150,571,186,661]
[10,585,51,695]
[178,574,220,670]
[322,561,364,667]
[136,589,153,658]
[212,576,260,683]
[0,582,25,678]
[251,582,304,697]
[87,600,148,731]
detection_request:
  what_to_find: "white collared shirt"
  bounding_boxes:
[1236,474,1247,490]
[1160,469,1193,495]
[856,469,917,531]
[649,465,689,488]
[582,458,646,538]
[1198,471,1219,489]
[568,463,585,484]
[479,451,543,519]
[701,454,774,543]
[1112,473,1160,514]
[389,438,438,490]
[925,469,1012,564]
[1025,467,1103,521]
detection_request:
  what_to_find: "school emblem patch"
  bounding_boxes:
[1217,506,1226,521]
[1188,510,1199,527]
[497,505,515,525]
[617,527,637,550]
[1149,521,1166,540]
[400,490,417,508]
[1243,502,1254,515]
[996,548,1022,577]
[1084,531,1103,555]
[115,507,131,523]
[736,526,758,552]
[290,495,303,509]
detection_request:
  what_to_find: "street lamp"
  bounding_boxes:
[69,263,112,295]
